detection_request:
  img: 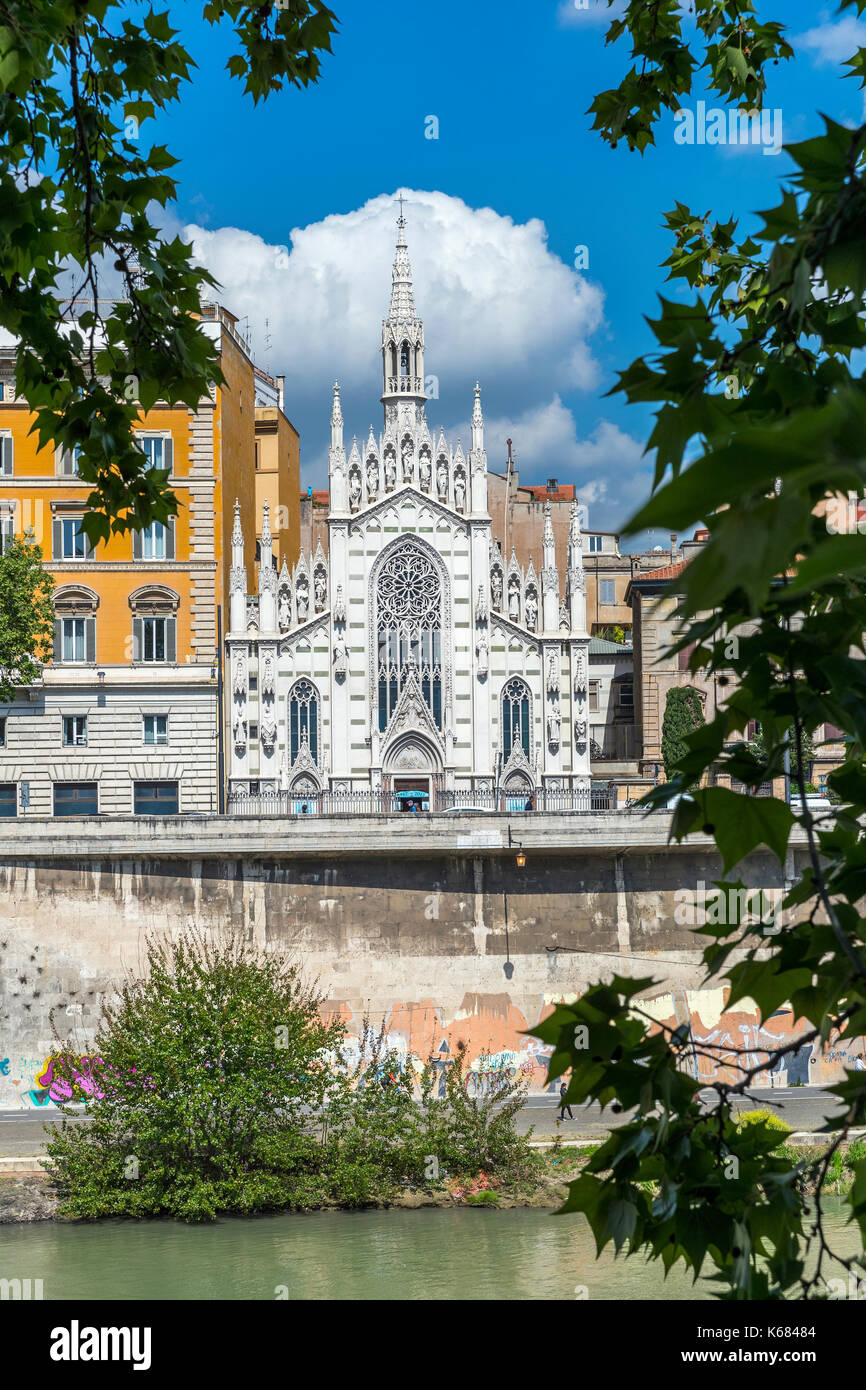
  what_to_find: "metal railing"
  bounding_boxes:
[227,783,621,817]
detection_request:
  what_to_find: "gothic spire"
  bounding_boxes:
[388,204,417,325]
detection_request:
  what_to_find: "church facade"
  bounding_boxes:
[226,216,592,809]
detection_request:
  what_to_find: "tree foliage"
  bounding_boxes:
[661,685,706,779]
[531,3,866,1298]
[0,1,338,544]
[46,932,535,1221]
[0,534,54,702]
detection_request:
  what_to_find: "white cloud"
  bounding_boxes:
[177,189,654,531]
[184,189,602,403]
[798,15,866,65]
[557,0,626,29]
[444,395,652,533]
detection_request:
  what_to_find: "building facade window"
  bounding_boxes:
[56,445,81,476]
[62,715,87,747]
[615,678,634,712]
[375,540,443,733]
[289,679,318,763]
[0,783,16,817]
[600,578,616,605]
[588,535,603,553]
[248,722,259,741]
[133,519,175,561]
[136,435,173,472]
[134,781,179,815]
[130,586,179,664]
[0,516,14,553]
[0,435,12,475]
[53,586,98,665]
[502,677,531,760]
[0,715,5,746]
[54,517,93,561]
[53,782,98,817]
[143,714,168,746]
[589,680,600,713]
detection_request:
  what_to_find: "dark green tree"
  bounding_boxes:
[531,0,866,1299]
[0,2,338,544]
[46,929,348,1221]
[0,534,54,702]
[661,686,706,780]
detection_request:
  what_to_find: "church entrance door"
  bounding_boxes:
[393,776,430,813]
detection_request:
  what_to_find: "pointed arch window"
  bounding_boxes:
[376,541,442,733]
[502,678,531,760]
[400,342,410,377]
[289,679,318,763]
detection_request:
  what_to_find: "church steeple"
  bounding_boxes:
[381,195,427,434]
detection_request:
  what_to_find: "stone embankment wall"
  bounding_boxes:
[0,815,860,1105]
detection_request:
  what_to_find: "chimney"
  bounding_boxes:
[670,533,677,563]
[276,375,285,412]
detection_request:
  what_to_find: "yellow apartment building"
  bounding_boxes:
[0,302,295,818]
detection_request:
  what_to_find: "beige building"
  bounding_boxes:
[253,367,300,570]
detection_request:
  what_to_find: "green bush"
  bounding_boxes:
[735,1108,792,1137]
[661,687,706,780]
[46,936,536,1221]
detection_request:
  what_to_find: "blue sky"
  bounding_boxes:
[150,1,865,543]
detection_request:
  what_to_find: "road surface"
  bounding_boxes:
[0,1086,848,1156]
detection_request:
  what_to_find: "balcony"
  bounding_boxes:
[227,783,620,817]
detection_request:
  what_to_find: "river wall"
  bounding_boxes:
[0,815,861,1105]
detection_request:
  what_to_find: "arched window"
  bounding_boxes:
[502,678,531,760]
[376,541,442,733]
[400,342,410,377]
[129,585,179,665]
[53,585,99,665]
[289,679,318,763]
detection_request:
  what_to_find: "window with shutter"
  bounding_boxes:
[132,616,142,663]
[85,617,96,663]
[0,437,12,475]
[165,518,175,560]
[0,517,13,553]
[166,617,177,664]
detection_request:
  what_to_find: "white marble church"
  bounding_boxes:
[226,214,593,810]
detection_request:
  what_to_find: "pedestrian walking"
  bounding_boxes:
[558,1080,574,1121]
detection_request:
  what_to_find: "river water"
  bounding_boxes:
[2,1202,859,1300]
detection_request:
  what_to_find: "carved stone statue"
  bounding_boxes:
[547,707,561,746]
[366,460,379,498]
[233,653,247,697]
[508,580,520,621]
[278,591,290,630]
[525,593,538,631]
[454,474,465,511]
[546,650,560,695]
[233,717,246,752]
[475,585,487,623]
[262,653,275,697]
[385,452,397,490]
[349,472,361,509]
[333,634,348,680]
[491,570,503,611]
[437,462,448,499]
[314,572,327,612]
[574,648,587,695]
[333,584,346,624]
[419,453,431,490]
[296,584,309,623]
[476,633,488,677]
[402,440,414,482]
[574,716,587,744]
